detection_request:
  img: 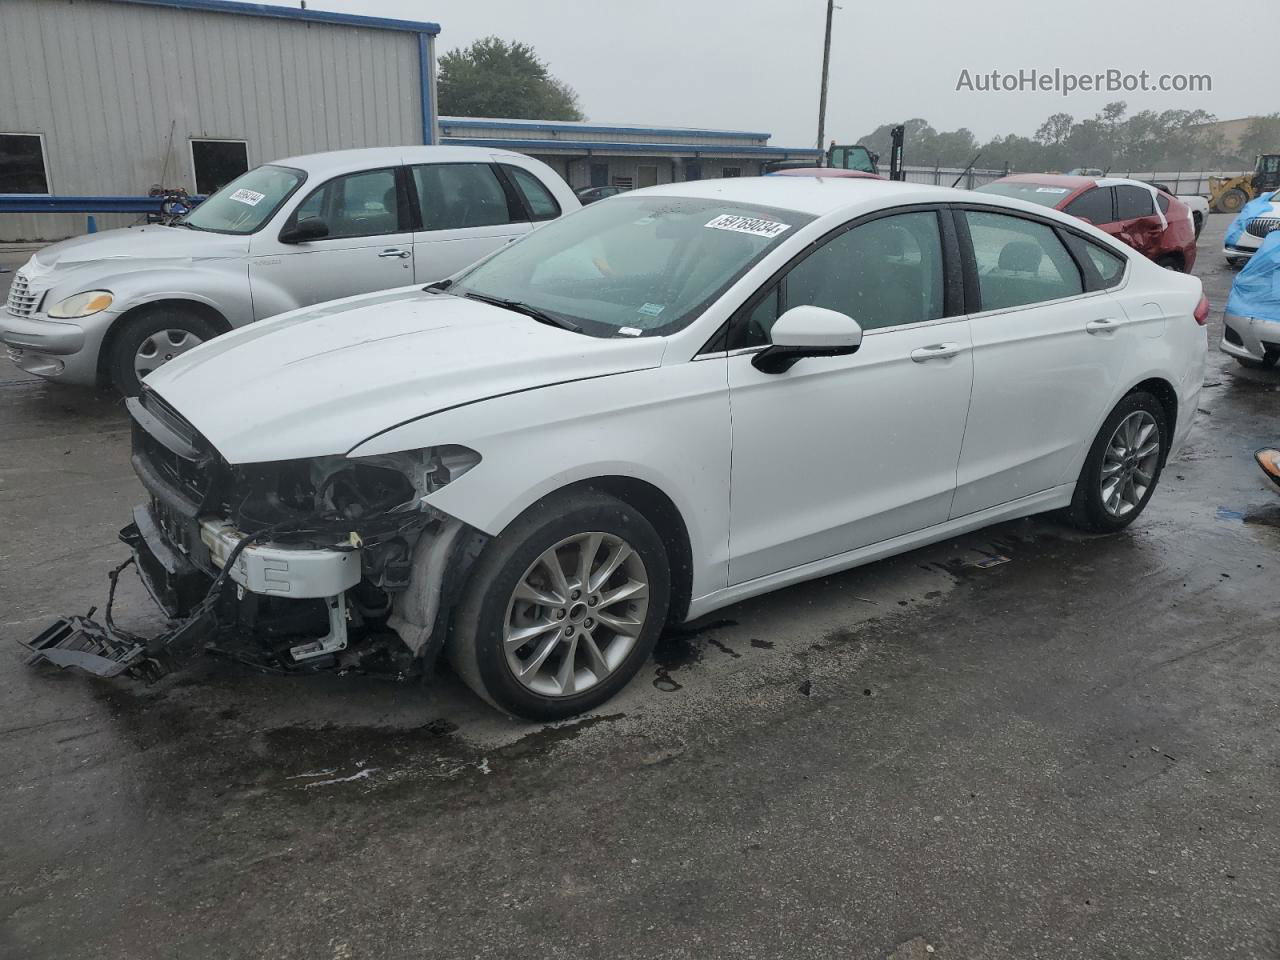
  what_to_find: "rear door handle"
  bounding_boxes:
[910,342,962,362]
[1086,318,1119,335]
[379,248,411,259]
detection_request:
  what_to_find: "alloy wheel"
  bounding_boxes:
[503,532,650,698]
[1100,410,1160,517]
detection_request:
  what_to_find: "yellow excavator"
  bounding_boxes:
[1209,154,1280,213]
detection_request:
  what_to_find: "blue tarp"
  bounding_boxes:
[1226,229,1280,323]
[1225,194,1275,248]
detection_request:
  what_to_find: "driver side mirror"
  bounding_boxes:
[279,217,330,244]
[752,305,863,374]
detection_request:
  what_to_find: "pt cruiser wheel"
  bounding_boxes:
[109,307,218,396]
[1067,391,1168,532]
[448,490,670,720]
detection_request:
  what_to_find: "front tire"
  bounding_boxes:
[448,490,671,721]
[1235,354,1278,370]
[108,308,216,396]
[1066,392,1168,533]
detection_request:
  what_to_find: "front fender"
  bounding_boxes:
[94,265,253,329]
[348,361,732,602]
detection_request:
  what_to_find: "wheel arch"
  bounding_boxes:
[1126,376,1179,462]
[96,298,231,384]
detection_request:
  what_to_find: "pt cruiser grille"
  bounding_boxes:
[1246,217,1280,240]
[5,273,40,317]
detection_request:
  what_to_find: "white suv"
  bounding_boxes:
[1,145,578,394]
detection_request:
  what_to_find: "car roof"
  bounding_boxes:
[268,144,532,177]
[998,173,1098,190]
[769,168,884,180]
[630,176,959,217]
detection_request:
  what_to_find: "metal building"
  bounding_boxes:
[0,0,819,243]
[0,0,440,241]
[439,118,821,190]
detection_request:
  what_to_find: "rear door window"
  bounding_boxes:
[413,163,518,231]
[1064,187,1114,224]
[962,210,1084,311]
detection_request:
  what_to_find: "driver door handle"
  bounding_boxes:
[1086,318,1119,335]
[910,342,962,362]
[378,248,411,259]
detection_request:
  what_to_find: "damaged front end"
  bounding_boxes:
[21,387,487,682]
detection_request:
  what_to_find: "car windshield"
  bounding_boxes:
[975,181,1074,208]
[449,195,812,337]
[181,164,305,234]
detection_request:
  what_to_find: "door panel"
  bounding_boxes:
[952,209,1138,516]
[409,162,531,283]
[249,166,413,316]
[728,320,974,584]
[726,208,972,585]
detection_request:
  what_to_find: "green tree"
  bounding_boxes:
[438,37,584,121]
[1238,114,1280,164]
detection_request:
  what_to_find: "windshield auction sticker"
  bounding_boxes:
[705,214,791,239]
[229,188,266,206]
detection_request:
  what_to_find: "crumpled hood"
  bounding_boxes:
[23,225,248,285]
[143,288,667,464]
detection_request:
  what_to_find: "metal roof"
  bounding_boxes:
[439,117,772,141]
[105,0,441,35]
[441,137,821,159]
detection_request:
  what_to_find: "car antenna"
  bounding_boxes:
[950,153,983,189]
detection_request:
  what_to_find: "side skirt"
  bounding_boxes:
[687,484,1075,620]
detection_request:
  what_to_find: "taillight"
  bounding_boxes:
[1193,295,1210,326]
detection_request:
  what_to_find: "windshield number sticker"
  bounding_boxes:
[637,302,665,318]
[1035,187,1069,194]
[229,188,266,206]
[705,214,791,239]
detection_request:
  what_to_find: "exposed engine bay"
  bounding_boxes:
[21,388,487,682]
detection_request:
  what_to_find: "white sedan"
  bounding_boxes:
[125,176,1208,719]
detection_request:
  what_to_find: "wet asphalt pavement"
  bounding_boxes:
[2,217,1279,959]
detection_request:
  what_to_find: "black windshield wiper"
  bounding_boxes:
[462,292,583,333]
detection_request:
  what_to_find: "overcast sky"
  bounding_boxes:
[267,0,1271,147]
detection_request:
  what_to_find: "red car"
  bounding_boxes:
[976,174,1197,272]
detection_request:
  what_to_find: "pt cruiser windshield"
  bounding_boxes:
[450,196,814,337]
[181,164,306,234]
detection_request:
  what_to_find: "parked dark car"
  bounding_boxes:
[575,185,624,204]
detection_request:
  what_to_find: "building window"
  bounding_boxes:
[0,133,50,194]
[611,176,634,190]
[191,139,249,195]
[722,166,742,178]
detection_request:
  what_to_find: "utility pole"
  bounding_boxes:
[815,0,835,159]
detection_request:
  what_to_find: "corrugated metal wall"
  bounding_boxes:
[0,0,424,241]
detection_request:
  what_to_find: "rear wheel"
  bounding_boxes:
[1193,212,1204,238]
[447,490,670,720]
[1155,255,1185,272]
[1066,392,1168,533]
[108,307,216,396]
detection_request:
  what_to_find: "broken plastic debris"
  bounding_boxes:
[967,554,1010,569]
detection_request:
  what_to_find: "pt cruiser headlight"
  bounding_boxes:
[47,290,113,318]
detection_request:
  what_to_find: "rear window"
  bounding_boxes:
[1116,185,1156,219]
[1063,187,1114,224]
[975,181,1074,208]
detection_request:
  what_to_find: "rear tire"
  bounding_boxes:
[1193,212,1204,238]
[1155,255,1185,272]
[108,308,217,396]
[1066,392,1168,533]
[447,490,671,721]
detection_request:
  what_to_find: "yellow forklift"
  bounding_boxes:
[1209,154,1280,213]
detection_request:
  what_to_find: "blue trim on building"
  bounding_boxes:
[442,137,822,159]
[418,34,435,145]
[105,0,441,35]
[439,118,771,141]
[0,195,204,213]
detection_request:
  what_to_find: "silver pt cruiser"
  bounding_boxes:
[1,145,577,394]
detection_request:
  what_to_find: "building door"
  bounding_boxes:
[637,165,658,188]
[590,163,609,187]
[683,160,703,181]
